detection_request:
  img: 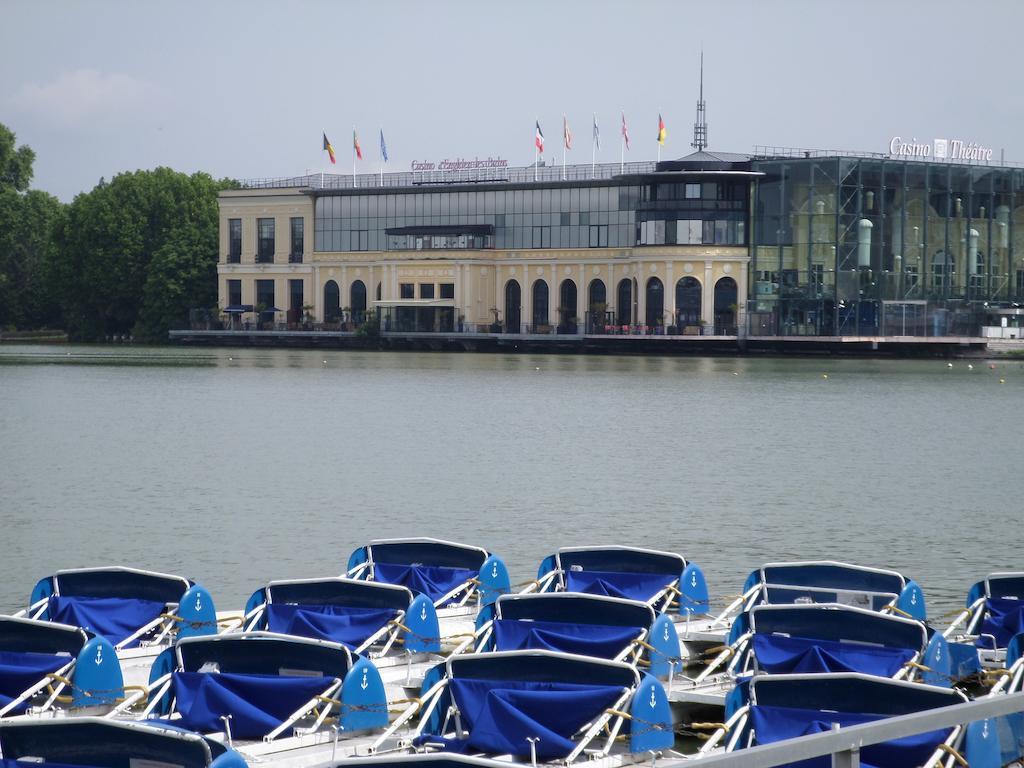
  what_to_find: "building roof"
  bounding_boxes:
[655,149,752,173]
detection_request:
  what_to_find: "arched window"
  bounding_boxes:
[376,282,382,301]
[616,279,632,326]
[645,277,664,328]
[532,280,549,330]
[558,279,577,333]
[588,279,607,333]
[323,280,340,322]
[504,280,521,333]
[931,250,953,292]
[351,280,367,323]
[676,276,702,327]
[714,277,738,334]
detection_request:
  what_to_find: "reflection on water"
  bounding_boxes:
[0,344,1021,616]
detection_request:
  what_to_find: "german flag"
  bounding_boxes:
[323,132,336,164]
[657,114,666,146]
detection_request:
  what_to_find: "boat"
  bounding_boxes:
[671,602,951,722]
[385,649,676,767]
[16,566,219,687]
[239,576,449,697]
[529,546,713,664]
[0,716,248,768]
[696,672,975,766]
[109,631,392,766]
[945,572,1024,667]
[346,538,511,638]
[474,592,681,678]
[0,615,123,718]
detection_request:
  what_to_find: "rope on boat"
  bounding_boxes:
[937,743,969,767]
[43,674,148,706]
[159,612,221,631]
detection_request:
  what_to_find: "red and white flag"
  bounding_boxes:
[535,121,545,153]
[621,112,630,150]
[563,115,572,150]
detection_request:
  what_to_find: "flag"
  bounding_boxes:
[353,130,363,160]
[593,114,600,150]
[563,115,572,150]
[323,132,336,164]
[379,129,388,163]
[535,120,544,153]
[621,112,630,150]
[657,113,666,145]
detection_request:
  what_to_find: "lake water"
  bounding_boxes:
[1,344,1020,619]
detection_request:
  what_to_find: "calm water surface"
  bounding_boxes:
[1,344,1021,618]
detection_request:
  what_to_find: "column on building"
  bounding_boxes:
[576,263,586,334]
[703,260,714,326]
[636,263,646,329]
[665,260,675,329]
[521,265,531,334]
[547,266,557,328]
[738,260,749,335]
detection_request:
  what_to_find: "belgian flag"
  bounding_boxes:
[323,132,336,164]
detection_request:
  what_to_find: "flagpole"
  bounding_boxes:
[591,114,596,179]
[657,110,661,163]
[352,125,356,189]
[379,125,383,187]
[534,117,538,182]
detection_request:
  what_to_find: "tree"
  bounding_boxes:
[52,168,232,341]
[0,125,63,330]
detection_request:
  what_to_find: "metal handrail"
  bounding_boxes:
[675,690,1024,767]
[238,162,658,191]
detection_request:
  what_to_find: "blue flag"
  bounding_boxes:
[380,130,389,163]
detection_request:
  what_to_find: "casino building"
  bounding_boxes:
[215,135,1024,343]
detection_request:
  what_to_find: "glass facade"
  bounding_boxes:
[313,175,749,253]
[750,156,1024,336]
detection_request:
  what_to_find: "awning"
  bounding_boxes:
[223,305,254,313]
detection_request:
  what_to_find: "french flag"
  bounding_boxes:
[535,121,544,154]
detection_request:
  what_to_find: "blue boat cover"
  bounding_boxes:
[47,596,165,647]
[977,598,1024,649]
[748,704,950,768]
[171,671,330,739]
[374,563,475,603]
[439,678,624,760]
[265,604,397,648]
[492,620,639,659]
[1,762,91,768]
[0,651,69,713]
[751,635,914,677]
[565,570,672,602]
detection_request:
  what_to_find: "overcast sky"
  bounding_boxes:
[3,0,1021,201]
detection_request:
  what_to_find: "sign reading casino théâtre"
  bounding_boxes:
[889,136,994,162]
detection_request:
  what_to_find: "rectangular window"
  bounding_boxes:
[589,224,608,247]
[255,279,275,308]
[905,265,919,290]
[228,219,241,263]
[685,183,701,199]
[419,283,435,299]
[290,217,304,262]
[1016,269,1024,295]
[439,283,455,299]
[703,182,721,200]
[257,218,275,262]
[400,283,414,299]
[809,264,824,294]
[352,230,368,251]
[289,279,303,311]
[227,279,242,307]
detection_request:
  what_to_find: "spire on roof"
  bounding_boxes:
[691,49,708,152]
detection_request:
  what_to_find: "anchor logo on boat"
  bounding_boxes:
[649,685,657,708]
[691,572,698,587]
[910,590,918,605]
[420,603,427,621]
[492,562,498,578]
[361,668,369,690]
[94,645,103,665]
[195,593,202,611]
[983,720,989,738]
[663,623,670,642]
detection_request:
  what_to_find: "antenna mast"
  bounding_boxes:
[692,50,708,151]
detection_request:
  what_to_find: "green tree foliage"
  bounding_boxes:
[0,126,64,330]
[52,167,232,341]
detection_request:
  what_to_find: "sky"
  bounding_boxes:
[2,0,1022,202]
